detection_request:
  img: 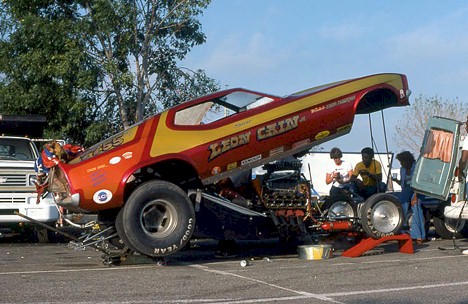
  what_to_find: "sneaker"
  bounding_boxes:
[462,249,468,255]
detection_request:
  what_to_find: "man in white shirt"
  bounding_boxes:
[325,147,353,196]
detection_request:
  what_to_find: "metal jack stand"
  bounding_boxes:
[14,211,112,256]
[15,211,165,266]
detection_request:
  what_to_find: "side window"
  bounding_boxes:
[422,129,454,163]
[174,102,236,126]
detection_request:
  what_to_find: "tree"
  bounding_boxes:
[0,0,219,146]
[394,94,468,153]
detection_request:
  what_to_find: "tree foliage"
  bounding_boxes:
[394,94,468,154]
[0,0,219,146]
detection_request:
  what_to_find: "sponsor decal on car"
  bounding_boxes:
[211,166,221,175]
[315,130,330,140]
[257,115,299,141]
[337,124,352,133]
[293,138,310,149]
[79,127,138,161]
[208,132,251,161]
[90,170,108,187]
[269,146,284,157]
[109,156,121,165]
[227,162,238,170]
[93,189,113,204]
[241,154,262,166]
[122,151,133,159]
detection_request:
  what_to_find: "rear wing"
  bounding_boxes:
[411,116,462,200]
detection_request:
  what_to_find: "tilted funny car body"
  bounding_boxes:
[47,73,410,257]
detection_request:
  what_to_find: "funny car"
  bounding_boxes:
[45,73,411,258]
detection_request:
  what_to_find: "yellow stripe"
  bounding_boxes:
[150,74,404,157]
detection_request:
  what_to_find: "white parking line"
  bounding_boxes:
[190,264,344,304]
[187,254,468,304]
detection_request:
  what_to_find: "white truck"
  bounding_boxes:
[0,115,59,240]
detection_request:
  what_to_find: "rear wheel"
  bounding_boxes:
[360,193,404,239]
[115,180,195,257]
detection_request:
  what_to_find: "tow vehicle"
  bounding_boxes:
[411,116,468,238]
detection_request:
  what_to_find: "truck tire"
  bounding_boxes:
[360,193,404,239]
[115,180,195,257]
[433,215,466,239]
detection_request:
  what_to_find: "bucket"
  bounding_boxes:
[297,244,333,260]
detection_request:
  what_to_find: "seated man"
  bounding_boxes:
[325,147,353,196]
[350,147,386,199]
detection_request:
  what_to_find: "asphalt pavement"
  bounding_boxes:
[0,236,467,304]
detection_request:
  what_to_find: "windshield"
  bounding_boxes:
[175,91,276,126]
[0,138,37,161]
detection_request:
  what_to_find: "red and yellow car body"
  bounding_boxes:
[51,73,410,213]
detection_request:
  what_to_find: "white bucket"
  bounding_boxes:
[297,244,333,260]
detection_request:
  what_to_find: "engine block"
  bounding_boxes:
[262,182,309,209]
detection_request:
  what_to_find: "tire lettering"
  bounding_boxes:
[153,218,195,254]
[154,244,179,254]
[179,218,194,245]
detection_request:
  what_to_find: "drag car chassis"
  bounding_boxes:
[38,73,411,262]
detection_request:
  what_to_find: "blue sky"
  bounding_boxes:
[183,1,468,154]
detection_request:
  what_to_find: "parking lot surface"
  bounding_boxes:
[0,236,467,304]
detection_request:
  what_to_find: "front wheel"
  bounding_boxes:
[360,193,404,239]
[115,180,195,257]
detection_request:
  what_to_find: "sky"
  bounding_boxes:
[182,0,468,155]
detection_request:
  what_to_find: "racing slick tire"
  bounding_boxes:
[360,193,404,239]
[115,180,195,257]
[433,201,467,239]
[323,195,357,220]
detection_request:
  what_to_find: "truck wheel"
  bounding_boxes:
[323,195,356,219]
[360,193,404,239]
[432,200,467,239]
[115,180,195,257]
[433,216,466,239]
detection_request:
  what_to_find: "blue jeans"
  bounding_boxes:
[351,181,386,199]
[410,195,426,240]
[330,184,352,196]
[394,188,413,226]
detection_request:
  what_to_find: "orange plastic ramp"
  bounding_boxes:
[341,234,414,258]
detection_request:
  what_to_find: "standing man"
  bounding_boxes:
[457,117,468,255]
[458,117,468,182]
[325,147,353,196]
[350,147,386,199]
